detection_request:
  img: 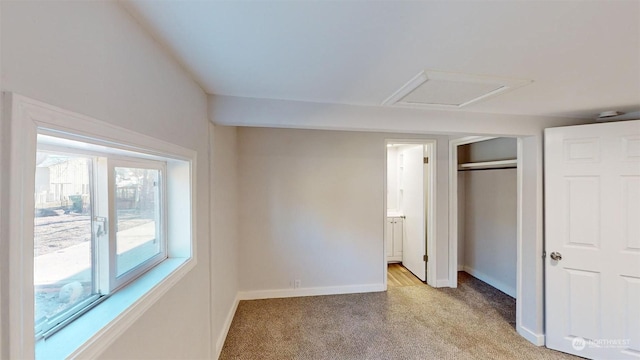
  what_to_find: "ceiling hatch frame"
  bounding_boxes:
[382,70,532,109]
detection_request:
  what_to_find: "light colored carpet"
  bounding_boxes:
[220,272,581,359]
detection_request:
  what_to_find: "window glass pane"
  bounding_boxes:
[115,167,161,276]
[34,153,94,331]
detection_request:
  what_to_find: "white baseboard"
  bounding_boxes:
[215,294,240,359]
[463,266,516,298]
[457,265,464,271]
[518,325,545,346]
[238,283,385,301]
[436,279,450,287]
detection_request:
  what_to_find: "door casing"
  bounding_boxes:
[383,139,436,287]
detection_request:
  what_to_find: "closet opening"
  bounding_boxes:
[384,140,436,288]
[449,136,521,328]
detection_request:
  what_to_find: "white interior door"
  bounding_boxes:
[402,145,426,281]
[545,120,640,359]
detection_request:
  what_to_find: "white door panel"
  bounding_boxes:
[402,145,426,281]
[545,120,640,359]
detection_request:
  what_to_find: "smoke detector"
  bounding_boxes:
[597,111,625,120]
[383,70,532,109]
[594,110,640,123]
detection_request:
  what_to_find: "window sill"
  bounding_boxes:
[35,257,195,359]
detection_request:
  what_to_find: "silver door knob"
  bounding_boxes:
[550,252,562,261]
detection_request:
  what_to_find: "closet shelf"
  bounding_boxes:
[458,159,517,171]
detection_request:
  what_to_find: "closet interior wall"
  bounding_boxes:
[457,138,518,297]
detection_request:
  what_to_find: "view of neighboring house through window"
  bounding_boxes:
[33,140,167,339]
[34,153,97,336]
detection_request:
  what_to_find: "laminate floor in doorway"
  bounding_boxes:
[387,263,424,287]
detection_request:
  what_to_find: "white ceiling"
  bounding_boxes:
[123,1,640,120]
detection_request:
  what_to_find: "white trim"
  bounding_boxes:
[517,325,545,346]
[215,294,239,360]
[238,284,385,301]
[382,142,388,290]
[462,266,515,298]
[426,141,437,287]
[208,123,216,360]
[515,137,526,345]
[18,95,195,161]
[6,92,37,359]
[0,90,6,360]
[384,139,436,287]
[436,279,450,288]
[382,71,428,106]
[5,93,198,358]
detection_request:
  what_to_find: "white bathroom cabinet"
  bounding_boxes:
[386,216,403,262]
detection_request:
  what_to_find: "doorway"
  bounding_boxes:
[384,140,436,287]
[449,135,523,332]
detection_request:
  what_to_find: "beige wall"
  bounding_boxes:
[238,128,385,291]
[237,127,451,292]
[463,168,518,296]
[209,124,240,356]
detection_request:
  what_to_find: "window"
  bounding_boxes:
[6,93,196,359]
[34,140,168,339]
[34,153,97,336]
[113,163,164,278]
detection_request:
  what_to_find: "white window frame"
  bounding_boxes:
[5,93,198,359]
[108,158,167,291]
[33,149,170,340]
[32,149,102,339]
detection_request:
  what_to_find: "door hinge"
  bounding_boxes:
[423,157,429,164]
[423,255,428,262]
[542,251,546,259]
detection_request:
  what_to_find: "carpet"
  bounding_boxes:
[219,272,581,359]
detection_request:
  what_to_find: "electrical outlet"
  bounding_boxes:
[294,279,301,289]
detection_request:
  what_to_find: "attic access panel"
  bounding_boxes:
[383,70,531,109]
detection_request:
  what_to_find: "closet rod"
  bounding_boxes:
[458,166,517,171]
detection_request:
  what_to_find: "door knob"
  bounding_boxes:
[550,252,562,261]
